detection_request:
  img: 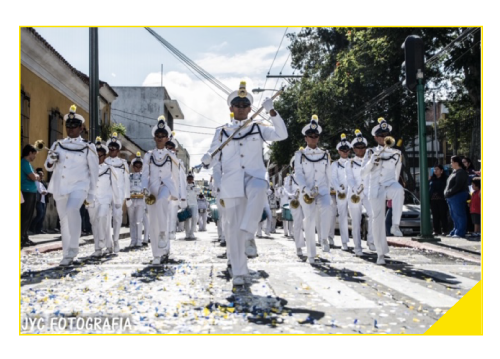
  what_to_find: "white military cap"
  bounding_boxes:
[227,81,254,107]
[106,132,122,150]
[301,115,322,135]
[94,136,108,154]
[336,133,352,151]
[131,151,143,165]
[350,129,368,148]
[63,104,85,124]
[371,117,393,136]
[151,115,172,138]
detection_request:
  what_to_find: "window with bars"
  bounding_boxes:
[20,90,30,149]
[49,110,63,146]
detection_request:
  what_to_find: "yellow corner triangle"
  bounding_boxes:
[425,280,482,335]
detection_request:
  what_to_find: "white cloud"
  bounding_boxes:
[111,73,116,77]
[208,41,228,52]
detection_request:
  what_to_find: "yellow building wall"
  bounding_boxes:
[21,65,90,177]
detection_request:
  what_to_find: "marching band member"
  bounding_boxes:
[285,156,305,256]
[257,194,272,238]
[44,105,98,266]
[105,132,130,253]
[201,81,287,285]
[185,173,201,240]
[210,172,225,246]
[127,152,146,248]
[361,117,404,264]
[166,133,187,242]
[88,137,120,257]
[294,115,332,263]
[142,115,180,264]
[197,193,209,231]
[268,183,279,233]
[278,183,290,237]
[346,130,376,256]
[331,134,351,251]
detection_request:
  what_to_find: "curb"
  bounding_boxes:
[21,230,131,256]
[387,237,481,264]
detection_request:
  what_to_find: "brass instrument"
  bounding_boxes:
[220,198,225,208]
[330,189,336,196]
[337,184,347,200]
[145,194,156,205]
[303,186,318,205]
[290,189,300,209]
[350,184,364,204]
[34,139,45,151]
[374,136,396,165]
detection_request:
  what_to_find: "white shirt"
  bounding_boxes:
[95,163,120,204]
[331,157,349,193]
[44,136,98,198]
[142,148,180,199]
[105,156,130,201]
[205,113,287,199]
[186,183,201,206]
[361,145,402,199]
[36,181,47,204]
[346,156,367,195]
[294,146,332,196]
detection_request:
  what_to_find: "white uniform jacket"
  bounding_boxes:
[178,159,187,200]
[331,158,349,193]
[105,157,130,201]
[141,148,180,199]
[284,174,300,199]
[44,136,98,198]
[294,147,332,196]
[186,184,201,206]
[95,163,121,204]
[361,145,402,199]
[346,156,367,196]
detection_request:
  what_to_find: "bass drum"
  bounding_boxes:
[177,207,192,222]
[260,209,268,223]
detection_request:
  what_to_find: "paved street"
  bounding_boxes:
[20,223,481,334]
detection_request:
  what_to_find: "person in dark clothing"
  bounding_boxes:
[462,156,476,233]
[29,168,48,234]
[21,144,40,247]
[444,156,469,238]
[429,164,449,235]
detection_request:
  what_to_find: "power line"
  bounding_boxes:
[112,114,214,135]
[111,108,217,129]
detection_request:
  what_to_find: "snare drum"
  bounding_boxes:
[177,207,192,222]
[282,204,293,221]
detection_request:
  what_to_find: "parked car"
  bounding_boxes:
[345,189,422,239]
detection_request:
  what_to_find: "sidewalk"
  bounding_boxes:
[21,227,131,256]
[387,235,481,264]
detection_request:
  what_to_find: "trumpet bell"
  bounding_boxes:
[338,192,347,200]
[303,193,315,204]
[145,194,156,205]
[384,136,396,148]
[34,139,45,151]
[290,199,300,209]
[350,194,361,204]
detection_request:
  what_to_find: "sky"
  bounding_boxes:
[33,27,302,180]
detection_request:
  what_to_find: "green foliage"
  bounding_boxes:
[101,123,127,141]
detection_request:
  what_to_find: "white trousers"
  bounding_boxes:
[270,208,277,232]
[216,199,225,240]
[336,194,349,245]
[143,206,150,242]
[149,186,171,258]
[301,193,331,259]
[283,220,290,236]
[111,200,123,243]
[262,203,272,235]
[168,200,178,240]
[88,201,112,250]
[328,195,338,239]
[348,193,375,252]
[223,175,267,277]
[54,190,86,259]
[369,182,404,256]
[198,210,208,231]
[290,205,304,249]
[128,199,145,246]
[185,205,199,238]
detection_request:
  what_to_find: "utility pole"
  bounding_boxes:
[89,27,100,140]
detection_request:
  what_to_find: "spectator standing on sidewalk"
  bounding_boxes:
[21,144,40,247]
[469,177,481,237]
[385,200,392,236]
[444,156,469,238]
[429,164,449,235]
[30,168,48,234]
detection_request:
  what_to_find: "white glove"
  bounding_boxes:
[126,199,132,207]
[86,194,95,203]
[262,97,274,113]
[47,152,59,164]
[114,203,122,209]
[201,153,212,166]
[142,188,150,197]
[303,187,312,197]
[179,200,187,209]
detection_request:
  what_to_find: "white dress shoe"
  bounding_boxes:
[296,247,303,256]
[368,243,377,251]
[232,275,245,286]
[354,250,364,257]
[376,255,386,265]
[391,225,403,237]
[152,257,162,265]
[322,239,330,253]
[135,243,143,247]
[59,257,74,266]
[158,232,168,248]
[102,248,113,256]
[307,257,316,264]
[341,243,349,251]
[245,239,258,258]
[90,250,102,258]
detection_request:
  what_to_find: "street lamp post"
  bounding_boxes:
[251,88,279,94]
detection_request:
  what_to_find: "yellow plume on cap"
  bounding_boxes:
[240,81,246,87]
[112,132,117,137]
[70,104,77,113]
[158,115,166,121]
[378,117,385,123]
[270,182,273,186]
[230,112,234,118]
[299,146,304,151]
[96,136,101,142]
[355,129,361,135]
[171,131,175,136]
[136,151,141,157]
[311,115,318,121]
[341,133,346,140]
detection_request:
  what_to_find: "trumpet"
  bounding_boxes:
[303,186,318,205]
[337,184,347,200]
[374,136,396,165]
[34,139,45,151]
[142,188,156,205]
[350,184,364,204]
[290,189,300,209]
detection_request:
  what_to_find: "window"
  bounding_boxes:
[49,110,63,146]
[20,90,30,149]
